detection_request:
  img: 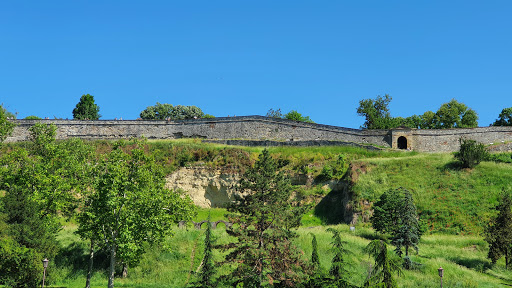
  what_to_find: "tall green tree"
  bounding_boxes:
[311,233,320,269]
[433,99,478,128]
[371,189,404,235]
[73,94,101,120]
[485,192,512,269]
[390,191,420,267]
[364,240,402,288]
[492,107,512,126]
[76,139,195,288]
[190,213,216,288]
[221,149,308,287]
[0,149,60,288]
[0,104,16,143]
[356,94,393,129]
[372,188,421,269]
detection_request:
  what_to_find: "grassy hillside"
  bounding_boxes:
[351,153,512,234]
[4,139,512,287]
[51,224,512,288]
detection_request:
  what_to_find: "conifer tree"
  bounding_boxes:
[391,191,421,268]
[222,149,308,287]
[485,192,512,268]
[73,94,100,120]
[311,233,320,268]
[364,240,402,288]
[198,213,215,287]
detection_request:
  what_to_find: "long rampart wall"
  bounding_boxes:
[6,116,512,152]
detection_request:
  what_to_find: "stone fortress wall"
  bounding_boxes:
[6,116,512,152]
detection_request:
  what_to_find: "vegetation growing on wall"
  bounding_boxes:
[140,102,214,120]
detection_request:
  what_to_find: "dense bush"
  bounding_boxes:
[455,138,488,168]
[72,94,101,120]
[140,103,212,120]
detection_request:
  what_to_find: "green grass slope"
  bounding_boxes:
[351,153,512,234]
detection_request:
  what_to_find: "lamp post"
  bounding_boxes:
[42,258,49,288]
[438,266,444,288]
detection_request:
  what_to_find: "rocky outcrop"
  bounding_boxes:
[165,167,241,208]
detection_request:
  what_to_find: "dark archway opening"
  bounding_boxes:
[397,136,408,150]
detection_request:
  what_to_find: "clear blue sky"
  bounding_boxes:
[1,1,511,128]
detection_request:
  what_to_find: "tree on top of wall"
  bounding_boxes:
[73,94,101,120]
[493,107,512,126]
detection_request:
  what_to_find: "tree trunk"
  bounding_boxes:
[405,245,409,257]
[122,264,128,278]
[108,244,116,288]
[85,239,94,288]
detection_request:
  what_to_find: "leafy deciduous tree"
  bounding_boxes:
[0,104,16,143]
[76,139,195,288]
[356,94,393,129]
[140,103,209,120]
[434,99,478,128]
[284,110,314,123]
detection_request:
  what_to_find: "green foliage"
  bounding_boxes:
[0,187,59,288]
[455,138,488,169]
[284,110,314,123]
[485,192,512,268]
[356,97,478,129]
[492,107,512,126]
[488,152,512,164]
[356,94,393,129]
[72,94,101,120]
[76,139,196,288]
[327,228,349,281]
[317,154,348,181]
[0,104,16,143]
[352,153,512,235]
[24,115,41,120]
[29,123,57,157]
[190,213,216,288]
[311,233,321,268]
[266,108,314,123]
[371,188,405,235]
[371,188,421,268]
[364,240,403,288]
[221,149,309,287]
[266,108,283,118]
[434,99,478,128]
[140,102,209,120]
[390,191,421,264]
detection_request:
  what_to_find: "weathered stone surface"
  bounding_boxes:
[165,167,240,208]
[6,116,512,152]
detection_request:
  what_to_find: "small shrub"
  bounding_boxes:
[455,138,488,168]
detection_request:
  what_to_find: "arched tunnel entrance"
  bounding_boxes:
[397,136,408,150]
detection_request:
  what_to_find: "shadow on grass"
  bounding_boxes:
[354,230,387,241]
[440,160,464,171]
[54,242,109,279]
[449,256,492,271]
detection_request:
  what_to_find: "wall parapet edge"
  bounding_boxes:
[6,116,512,152]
